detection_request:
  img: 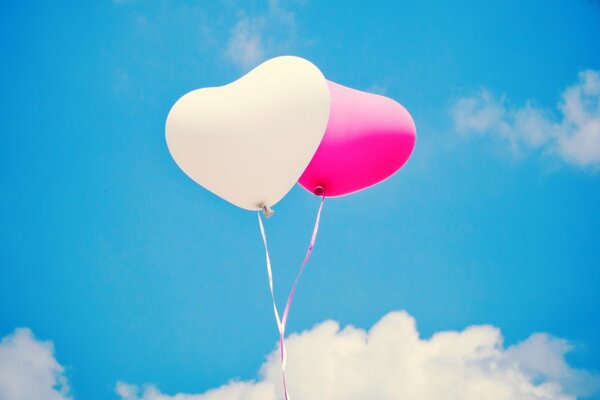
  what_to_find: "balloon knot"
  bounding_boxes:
[261,204,275,218]
[313,186,325,196]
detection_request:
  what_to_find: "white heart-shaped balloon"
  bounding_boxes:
[166,56,330,211]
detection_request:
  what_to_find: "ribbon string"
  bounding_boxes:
[257,197,325,400]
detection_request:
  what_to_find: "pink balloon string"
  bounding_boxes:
[257,196,325,400]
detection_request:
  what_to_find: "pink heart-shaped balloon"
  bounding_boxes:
[298,81,416,197]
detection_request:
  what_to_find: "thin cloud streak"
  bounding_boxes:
[225,0,300,70]
[452,70,600,169]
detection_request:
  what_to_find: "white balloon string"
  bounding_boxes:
[258,211,289,400]
[257,196,325,400]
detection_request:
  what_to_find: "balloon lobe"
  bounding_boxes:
[165,56,331,210]
[299,81,416,197]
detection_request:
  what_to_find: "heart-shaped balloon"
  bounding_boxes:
[298,81,416,197]
[166,56,330,211]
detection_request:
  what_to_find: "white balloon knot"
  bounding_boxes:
[261,204,275,218]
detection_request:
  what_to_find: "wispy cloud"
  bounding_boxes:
[366,83,388,95]
[225,0,299,70]
[111,1,303,71]
[452,70,600,169]
[0,329,71,400]
[115,310,600,400]
[225,15,267,70]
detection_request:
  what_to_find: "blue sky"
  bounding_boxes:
[1,1,600,399]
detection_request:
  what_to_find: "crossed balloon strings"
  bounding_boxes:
[257,194,325,400]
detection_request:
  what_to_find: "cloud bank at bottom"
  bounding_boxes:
[1,310,599,400]
[115,311,599,400]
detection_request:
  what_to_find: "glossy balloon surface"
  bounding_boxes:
[299,81,416,197]
[166,56,330,210]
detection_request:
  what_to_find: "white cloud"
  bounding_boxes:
[0,328,71,400]
[115,310,600,400]
[226,15,266,70]
[452,70,600,169]
[453,90,505,133]
[225,0,299,70]
[1,313,597,400]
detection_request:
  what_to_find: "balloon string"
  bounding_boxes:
[257,196,325,400]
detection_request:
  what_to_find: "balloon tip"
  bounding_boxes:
[313,186,325,196]
[261,204,275,218]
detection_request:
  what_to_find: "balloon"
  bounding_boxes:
[298,81,416,197]
[166,56,330,211]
